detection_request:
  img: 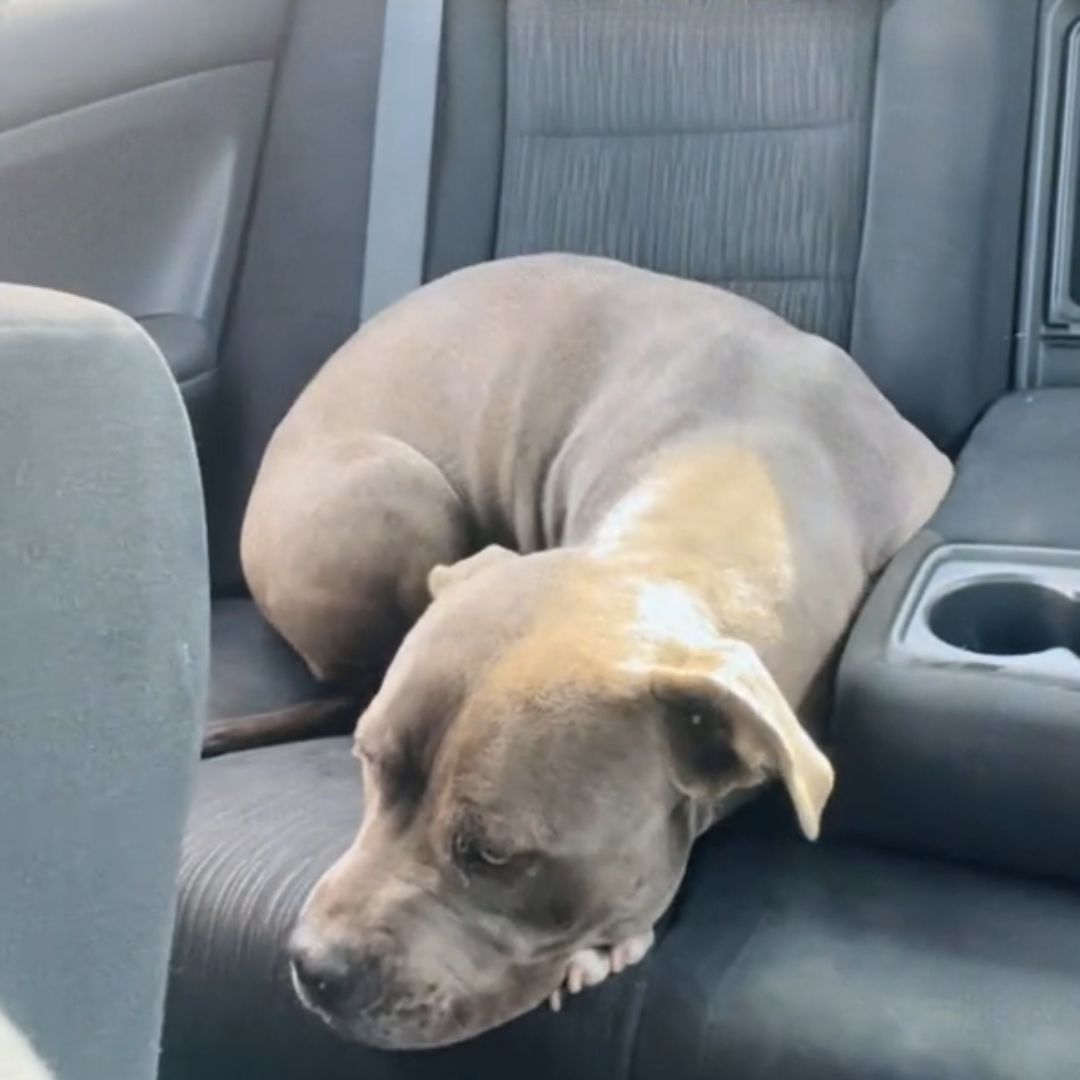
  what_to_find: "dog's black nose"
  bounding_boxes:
[290,945,355,1012]
[289,934,393,1015]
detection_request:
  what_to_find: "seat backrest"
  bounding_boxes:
[209,0,1039,589]
[426,0,1038,451]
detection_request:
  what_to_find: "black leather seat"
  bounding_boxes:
[165,2,1080,1077]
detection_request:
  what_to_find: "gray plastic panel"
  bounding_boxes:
[205,0,386,590]
[1016,0,1080,386]
[0,63,272,335]
[890,544,1080,687]
[1049,23,1080,327]
[139,314,213,386]
[832,531,1080,884]
[0,0,288,132]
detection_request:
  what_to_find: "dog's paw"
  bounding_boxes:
[548,949,609,1013]
[548,931,655,1012]
[609,928,655,974]
[566,947,613,995]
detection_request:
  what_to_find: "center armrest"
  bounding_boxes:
[827,389,1080,882]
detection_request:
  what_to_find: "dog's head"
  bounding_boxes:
[289,546,833,1049]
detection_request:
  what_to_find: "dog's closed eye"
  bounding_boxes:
[452,830,511,871]
[449,819,540,883]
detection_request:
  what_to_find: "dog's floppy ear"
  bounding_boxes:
[428,544,519,600]
[647,641,834,840]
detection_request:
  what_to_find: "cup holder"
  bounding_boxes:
[928,580,1080,658]
[891,546,1080,685]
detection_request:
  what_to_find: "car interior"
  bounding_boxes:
[3,1,1080,1078]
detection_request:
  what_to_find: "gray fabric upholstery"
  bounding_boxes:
[634,813,1080,1080]
[208,0,1038,585]
[849,0,1038,450]
[424,0,1037,450]
[495,0,880,346]
[831,391,1080,881]
[164,738,651,1080]
[139,314,218,458]
[932,390,1080,548]
[166,750,1080,1080]
[208,599,331,731]
[0,286,208,1080]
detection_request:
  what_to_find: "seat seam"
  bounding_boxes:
[512,115,856,141]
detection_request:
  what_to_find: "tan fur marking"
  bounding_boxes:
[475,444,794,703]
[601,444,795,644]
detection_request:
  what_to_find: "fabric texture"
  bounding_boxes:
[163,738,651,1080]
[496,0,881,347]
[424,0,1037,450]
[165,748,1080,1080]
[0,286,208,1080]
[932,389,1080,548]
[849,0,1038,450]
[633,809,1080,1080]
[207,598,332,731]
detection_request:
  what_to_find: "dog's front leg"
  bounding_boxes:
[548,929,655,1011]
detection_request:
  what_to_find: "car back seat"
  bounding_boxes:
[205,0,1035,732]
[166,3,1080,1078]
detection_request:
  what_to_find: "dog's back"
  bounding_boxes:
[240,254,950,710]
[262,253,947,553]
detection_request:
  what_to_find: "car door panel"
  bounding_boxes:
[0,0,291,419]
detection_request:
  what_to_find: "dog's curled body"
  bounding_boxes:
[241,254,952,1048]
[245,253,946,703]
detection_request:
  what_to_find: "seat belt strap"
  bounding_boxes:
[359,0,446,323]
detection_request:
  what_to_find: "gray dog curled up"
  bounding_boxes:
[238,253,952,1049]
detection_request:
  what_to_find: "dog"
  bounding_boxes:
[237,253,952,1049]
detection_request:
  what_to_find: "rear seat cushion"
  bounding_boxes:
[164,739,1080,1080]
[163,738,651,1080]
[634,823,1080,1080]
[207,599,331,733]
[932,389,1080,548]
